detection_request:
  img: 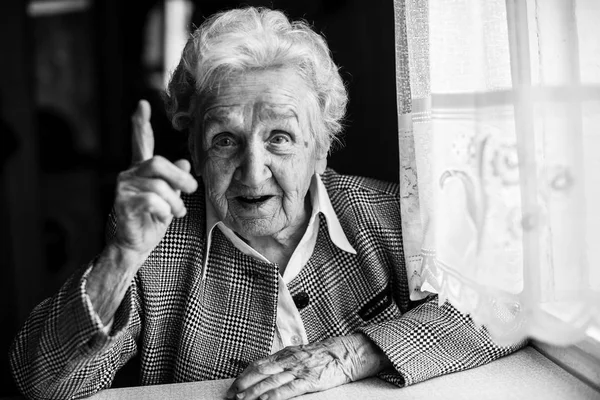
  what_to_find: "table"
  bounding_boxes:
[2,347,597,399]
[86,347,600,400]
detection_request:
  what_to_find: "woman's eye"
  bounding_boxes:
[213,135,235,148]
[270,132,291,145]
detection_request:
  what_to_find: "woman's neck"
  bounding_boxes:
[244,197,312,274]
[245,217,308,275]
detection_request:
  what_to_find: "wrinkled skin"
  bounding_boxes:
[225,334,391,400]
[189,68,327,264]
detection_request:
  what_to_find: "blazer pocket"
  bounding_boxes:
[358,287,393,322]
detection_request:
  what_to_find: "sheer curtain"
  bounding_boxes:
[394,0,600,346]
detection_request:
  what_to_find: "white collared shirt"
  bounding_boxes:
[203,173,356,353]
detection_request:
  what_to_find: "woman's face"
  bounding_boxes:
[191,68,327,241]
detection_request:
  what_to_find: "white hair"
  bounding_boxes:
[165,7,348,153]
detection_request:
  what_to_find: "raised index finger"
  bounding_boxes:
[131,99,154,164]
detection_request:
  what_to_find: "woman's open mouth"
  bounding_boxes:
[236,195,273,205]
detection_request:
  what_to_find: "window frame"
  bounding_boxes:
[532,327,600,391]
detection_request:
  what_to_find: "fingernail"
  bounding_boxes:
[259,395,269,400]
[236,392,245,399]
[136,100,145,116]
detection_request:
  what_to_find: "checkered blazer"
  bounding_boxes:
[10,169,521,400]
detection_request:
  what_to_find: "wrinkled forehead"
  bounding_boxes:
[202,102,300,126]
[198,68,314,116]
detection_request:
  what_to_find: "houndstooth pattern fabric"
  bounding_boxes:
[9,169,523,400]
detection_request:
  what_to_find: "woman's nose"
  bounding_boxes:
[234,142,272,187]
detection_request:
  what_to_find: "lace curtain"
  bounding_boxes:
[395,0,600,346]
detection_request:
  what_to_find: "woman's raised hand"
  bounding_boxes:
[113,100,198,260]
[86,100,197,326]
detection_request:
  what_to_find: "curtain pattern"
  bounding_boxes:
[395,0,600,345]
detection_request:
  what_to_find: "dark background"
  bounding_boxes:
[0,0,397,396]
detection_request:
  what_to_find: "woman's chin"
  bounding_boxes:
[224,198,283,238]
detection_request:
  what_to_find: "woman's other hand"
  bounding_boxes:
[226,333,392,400]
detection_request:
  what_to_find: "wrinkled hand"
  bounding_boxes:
[113,100,197,260]
[226,334,391,400]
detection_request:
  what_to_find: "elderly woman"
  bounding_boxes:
[10,7,520,400]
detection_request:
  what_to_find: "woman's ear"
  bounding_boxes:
[315,142,329,174]
[316,156,327,174]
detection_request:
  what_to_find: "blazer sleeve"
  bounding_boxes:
[9,263,142,400]
[357,294,526,387]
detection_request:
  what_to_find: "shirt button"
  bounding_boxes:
[291,335,301,345]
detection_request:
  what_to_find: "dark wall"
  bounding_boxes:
[1,1,41,396]
[0,0,397,395]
